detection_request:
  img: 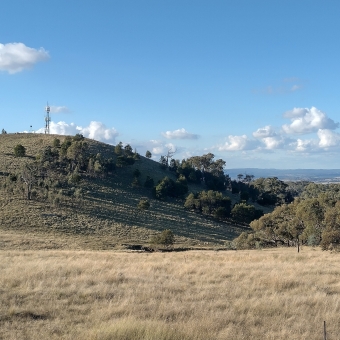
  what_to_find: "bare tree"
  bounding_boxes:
[20,163,39,200]
[165,147,176,166]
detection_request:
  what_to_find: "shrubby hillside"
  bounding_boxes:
[0,133,251,250]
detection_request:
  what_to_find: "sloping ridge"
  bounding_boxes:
[0,133,245,250]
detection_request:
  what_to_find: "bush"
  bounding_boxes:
[321,228,340,250]
[137,199,150,210]
[14,144,26,157]
[231,203,263,224]
[73,133,84,141]
[214,207,229,220]
[53,138,61,148]
[68,172,81,185]
[233,232,256,250]
[151,229,174,247]
[144,176,154,188]
[132,177,140,188]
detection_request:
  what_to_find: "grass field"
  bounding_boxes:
[1,247,339,340]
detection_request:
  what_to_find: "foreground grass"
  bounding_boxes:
[1,248,340,339]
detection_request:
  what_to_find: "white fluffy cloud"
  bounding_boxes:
[282,107,339,134]
[36,121,118,144]
[0,42,49,74]
[217,107,340,155]
[290,138,316,152]
[149,140,176,155]
[253,126,285,150]
[318,129,340,149]
[218,135,256,151]
[253,125,277,138]
[49,106,70,114]
[261,137,285,150]
[162,128,199,140]
[81,121,118,142]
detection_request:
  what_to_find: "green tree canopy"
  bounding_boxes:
[145,150,152,158]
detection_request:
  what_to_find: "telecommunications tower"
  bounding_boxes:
[45,102,51,134]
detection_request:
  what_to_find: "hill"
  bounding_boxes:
[0,133,249,250]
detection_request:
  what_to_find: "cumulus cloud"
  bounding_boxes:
[318,129,340,149]
[218,135,257,151]
[253,125,277,138]
[289,138,320,152]
[287,129,340,152]
[81,121,119,142]
[282,107,339,134]
[161,128,199,140]
[149,140,177,155]
[49,121,79,135]
[36,121,118,144]
[261,136,285,150]
[0,42,49,74]
[252,126,285,150]
[49,106,70,114]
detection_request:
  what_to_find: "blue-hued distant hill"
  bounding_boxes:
[226,168,340,183]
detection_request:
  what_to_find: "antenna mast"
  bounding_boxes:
[45,102,51,134]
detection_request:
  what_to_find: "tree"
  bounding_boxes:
[184,190,231,218]
[1,128,7,134]
[114,142,123,155]
[20,163,38,200]
[67,141,88,170]
[184,192,198,210]
[187,153,226,190]
[124,144,133,156]
[145,150,152,159]
[159,156,168,170]
[231,203,263,224]
[60,137,73,158]
[165,147,176,165]
[73,133,84,141]
[14,144,26,157]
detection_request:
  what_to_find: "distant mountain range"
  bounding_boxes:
[225,168,340,183]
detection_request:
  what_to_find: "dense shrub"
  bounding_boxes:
[14,144,26,157]
[151,229,174,246]
[231,203,263,224]
[137,199,150,210]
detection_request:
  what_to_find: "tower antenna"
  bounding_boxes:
[45,102,51,134]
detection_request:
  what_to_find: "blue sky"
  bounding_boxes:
[1,0,340,169]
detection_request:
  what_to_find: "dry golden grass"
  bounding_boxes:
[1,247,340,339]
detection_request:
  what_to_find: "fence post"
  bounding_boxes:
[324,321,327,340]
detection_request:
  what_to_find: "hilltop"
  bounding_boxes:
[0,133,251,251]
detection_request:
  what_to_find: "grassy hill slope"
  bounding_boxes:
[0,133,249,250]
